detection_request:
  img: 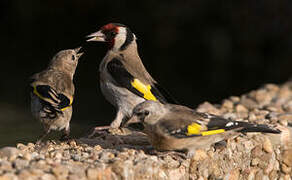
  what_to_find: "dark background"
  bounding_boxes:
[1,0,291,146]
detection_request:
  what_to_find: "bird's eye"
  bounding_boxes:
[144,111,150,116]
[71,55,75,61]
[110,31,117,36]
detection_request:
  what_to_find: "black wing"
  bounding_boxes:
[107,58,178,104]
[31,84,72,112]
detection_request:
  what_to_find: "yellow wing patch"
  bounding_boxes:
[186,122,225,136]
[33,85,51,103]
[32,85,73,111]
[60,97,73,111]
[187,123,202,135]
[131,79,157,101]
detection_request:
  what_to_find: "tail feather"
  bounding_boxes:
[236,122,281,134]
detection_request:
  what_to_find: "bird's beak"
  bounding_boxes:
[122,114,145,131]
[122,114,140,127]
[74,47,84,58]
[86,30,105,42]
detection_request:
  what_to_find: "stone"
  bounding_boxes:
[282,149,292,167]
[235,104,248,113]
[51,165,69,179]
[192,150,208,161]
[13,159,29,170]
[263,137,273,153]
[222,100,234,110]
[223,169,239,180]
[41,174,56,180]
[281,164,291,174]
[0,147,22,161]
[196,102,221,115]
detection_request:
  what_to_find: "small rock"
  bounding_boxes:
[41,174,56,180]
[69,140,77,147]
[254,89,272,105]
[282,149,292,167]
[264,160,274,175]
[192,150,208,161]
[263,137,273,153]
[196,102,221,115]
[279,119,288,126]
[13,159,29,170]
[265,84,279,92]
[0,173,18,180]
[251,145,263,158]
[0,147,22,161]
[236,104,248,113]
[279,113,292,125]
[86,168,99,180]
[281,163,291,174]
[240,96,258,109]
[16,143,27,151]
[18,169,32,179]
[23,152,31,161]
[251,158,260,166]
[224,168,239,180]
[52,165,69,179]
[230,96,240,103]
[93,145,102,151]
[248,113,257,122]
[255,170,264,180]
[222,100,234,110]
[269,170,278,180]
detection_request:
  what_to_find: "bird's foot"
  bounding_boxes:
[146,147,188,160]
[87,126,111,138]
[59,134,71,142]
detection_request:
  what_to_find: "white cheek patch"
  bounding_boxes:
[113,27,127,51]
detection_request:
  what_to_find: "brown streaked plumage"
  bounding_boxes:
[30,48,83,143]
[128,100,281,157]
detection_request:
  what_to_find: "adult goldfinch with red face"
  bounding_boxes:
[128,101,281,157]
[87,23,177,131]
[30,48,83,142]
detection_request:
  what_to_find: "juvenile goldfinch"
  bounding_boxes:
[87,23,177,130]
[30,48,83,142]
[128,101,281,157]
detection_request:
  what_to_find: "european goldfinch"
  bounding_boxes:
[30,48,83,142]
[128,100,281,157]
[87,23,177,131]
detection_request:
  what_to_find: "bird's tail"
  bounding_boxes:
[235,122,281,134]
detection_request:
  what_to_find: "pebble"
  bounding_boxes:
[282,149,292,167]
[236,104,248,113]
[192,150,208,161]
[1,82,292,179]
[0,147,22,161]
[263,137,273,153]
[281,164,291,174]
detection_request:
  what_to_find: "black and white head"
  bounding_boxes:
[49,47,83,73]
[86,23,136,52]
[131,101,166,125]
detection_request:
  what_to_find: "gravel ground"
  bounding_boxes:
[1,82,292,180]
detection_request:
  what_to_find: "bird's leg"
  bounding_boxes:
[36,130,50,145]
[60,126,71,141]
[145,147,188,160]
[110,110,124,128]
[87,110,124,138]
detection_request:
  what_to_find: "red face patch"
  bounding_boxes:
[101,23,119,33]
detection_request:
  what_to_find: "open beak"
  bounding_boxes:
[74,47,84,58]
[122,114,145,131]
[86,30,105,42]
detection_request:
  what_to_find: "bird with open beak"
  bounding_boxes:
[86,23,178,135]
[30,47,83,143]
